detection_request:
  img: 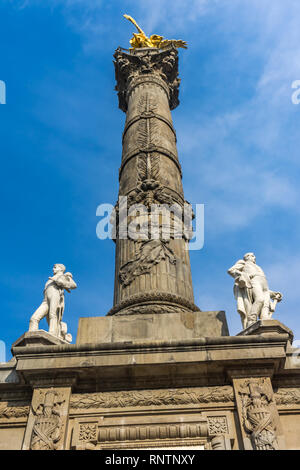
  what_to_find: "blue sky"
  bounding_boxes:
[1,0,300,360]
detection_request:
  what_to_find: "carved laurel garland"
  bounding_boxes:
[275,388,300,405]
[116,304,190,316]
[0,402,30,419]
[70,386,234,410]
[107,291,200,316]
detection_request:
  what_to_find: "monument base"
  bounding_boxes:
[76,310,229,345]
[237,319,294,344]
[11,330,69,353]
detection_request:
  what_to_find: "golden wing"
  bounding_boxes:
[123,14,146,36]
[160,39,188,49]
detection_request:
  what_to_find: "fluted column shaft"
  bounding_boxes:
[109,47,198,316]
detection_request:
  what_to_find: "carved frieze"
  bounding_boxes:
[275,388,300,406]
[70,386,234,410]
[0,401,30,419]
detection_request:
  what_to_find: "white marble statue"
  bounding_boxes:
[228,253,282,330]
[29,264,77,342]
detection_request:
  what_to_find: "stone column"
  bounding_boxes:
[109,47,199,316]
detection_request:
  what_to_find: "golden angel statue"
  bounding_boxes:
[123,14,187,50]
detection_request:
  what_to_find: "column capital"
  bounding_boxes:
[114,46,180,112]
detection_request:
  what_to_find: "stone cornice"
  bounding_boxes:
[12,333,289,357]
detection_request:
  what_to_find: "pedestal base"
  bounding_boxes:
[76,310,229,345]
[11,330,69,354]
[237,319,294,344]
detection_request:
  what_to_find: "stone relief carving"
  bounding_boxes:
[238,378,278,450]
[70,386,234,410]
[114,47,180,112]
[0,401,30,419]
[29,263,77,342]
[78,423,98,443]
[119,239,176,287]
[123,112,176,144]
[112,190,192,244]
[136,93,159,148]
[275,388,300,405]
[228,253,282,329]
[207,416,229,436]
[30,389,65,450]
[97,422,206,443]
[107,291,200,316]
[74,421,208,449]
[116,304,190,316]
[120,146,181,179]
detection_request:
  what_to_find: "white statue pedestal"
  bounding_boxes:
[237,319,294,344]
[11,330,70,354]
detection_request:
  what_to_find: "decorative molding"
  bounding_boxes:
[0,401,30,419]
[207,416,229,436]
[70,386,234,410]
[73,418,210,449]
[97,423,207,443]
[116,304,190,316]
[78,423,98,443]
[238,378,279,450]
[107,291,200,316]
[275,388,300,406]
